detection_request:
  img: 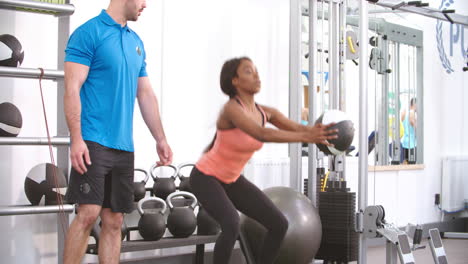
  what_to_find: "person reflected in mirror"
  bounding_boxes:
[400,97,417,164]
[388,103,404,164]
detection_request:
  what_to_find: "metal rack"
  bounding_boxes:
[0,66,64,80]
[0,0,74,16]
[368,0,468,26]
[0,204,75,216]
[0,137,70,145]
[87,235,219,264]
[0,1,75,263]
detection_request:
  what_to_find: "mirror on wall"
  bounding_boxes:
[384,42,420,165]
[371,20,424,166]
[300,6,424,166]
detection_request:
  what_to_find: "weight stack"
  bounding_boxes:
[303,167,326,202]
[315,189,358,263]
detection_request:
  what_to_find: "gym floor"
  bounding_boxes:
[103,238,468,263]
[364,238,468,264]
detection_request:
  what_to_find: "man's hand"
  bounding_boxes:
[70,139,91,175]
[156,140,173,166]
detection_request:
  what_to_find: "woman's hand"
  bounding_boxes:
[305,123,338,145]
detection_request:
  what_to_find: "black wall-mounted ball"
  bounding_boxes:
[0,34,24,67]
[0,102,22,137]
[24,163,67,205]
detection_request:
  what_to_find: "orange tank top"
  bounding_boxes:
[196,99,266,183]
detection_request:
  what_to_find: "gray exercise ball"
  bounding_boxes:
[240,186,322,264]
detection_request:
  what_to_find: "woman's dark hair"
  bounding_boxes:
[203,57,252,153]
[219,56,252,98]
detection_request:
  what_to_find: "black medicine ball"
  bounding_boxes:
[24,163,68,205]
[0,102,22,137]
[315,110,355,155]
[0,34,24,67]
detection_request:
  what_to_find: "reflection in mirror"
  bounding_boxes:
[372,21,423,166]
[343,16,424,166]
[300,5,424,166]
[399,44,419,164]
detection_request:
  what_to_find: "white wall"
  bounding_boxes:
[151,0,290,166]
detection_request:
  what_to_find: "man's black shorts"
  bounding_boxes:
[65,140,135,213]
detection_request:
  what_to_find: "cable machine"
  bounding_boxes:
[291,0,468,263]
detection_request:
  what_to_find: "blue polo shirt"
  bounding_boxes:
[65,10,147,152]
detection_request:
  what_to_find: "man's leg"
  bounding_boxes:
[98,208,124,264]
[64,204,101,264]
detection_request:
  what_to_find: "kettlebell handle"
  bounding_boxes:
[134,168,149,183]
[166,191,197,210]
[177,163,195,179]
[149,164,178,181]
[137,197,167,216]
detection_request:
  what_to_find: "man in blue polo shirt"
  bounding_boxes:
[63,0,172,263]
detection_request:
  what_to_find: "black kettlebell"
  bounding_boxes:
[197,205,220,235]
[166,191,197,238]
[177,163,194,193]
[90,217,128,243]
[137,197,167,241]
[133,168,149,202]
[150,164,177,200]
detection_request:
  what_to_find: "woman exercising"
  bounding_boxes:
[189,57,337,264]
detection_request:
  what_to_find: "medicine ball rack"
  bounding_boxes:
[0,1,75,264]
[0,1,227,263]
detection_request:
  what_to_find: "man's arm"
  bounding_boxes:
[137,77,173,165]
[64,61,90,174]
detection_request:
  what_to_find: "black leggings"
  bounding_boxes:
[190,167,288,264]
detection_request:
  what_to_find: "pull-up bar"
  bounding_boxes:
[367,0,468,26]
